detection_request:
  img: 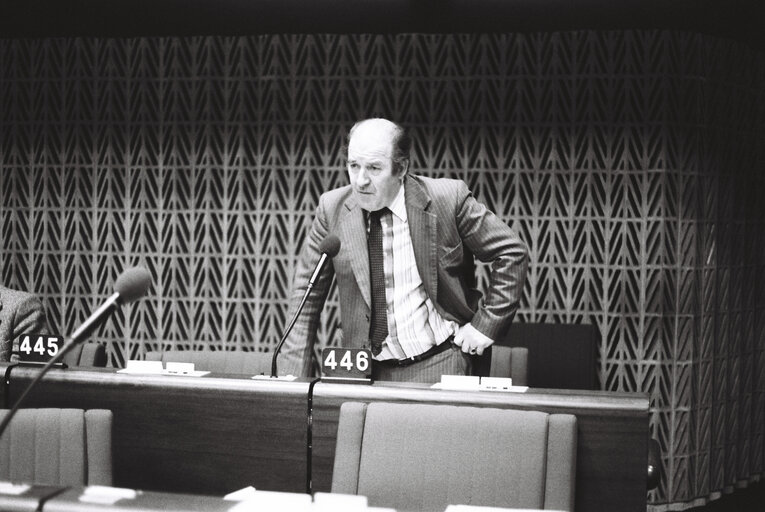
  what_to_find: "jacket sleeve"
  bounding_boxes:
[6,295,48,360]
[278,194,335,376]
[454,181,528,342]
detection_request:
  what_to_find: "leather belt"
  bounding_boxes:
[374,336,454,368]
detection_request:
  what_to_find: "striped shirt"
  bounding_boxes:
[373,185,458,361]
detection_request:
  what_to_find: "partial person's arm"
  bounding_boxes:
[278,194,335,376]
[452,181,528,355]
[8,295,48,360]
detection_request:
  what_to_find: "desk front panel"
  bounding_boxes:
[311,382,650,512]
[6,367,310,495]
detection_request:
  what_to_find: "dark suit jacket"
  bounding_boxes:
[279,174,528,376]
[0,286,48,361]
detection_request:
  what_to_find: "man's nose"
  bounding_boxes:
[356,168,370,186]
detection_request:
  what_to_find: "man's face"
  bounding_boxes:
[347,122,404,212]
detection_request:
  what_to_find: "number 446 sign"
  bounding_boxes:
[321,348,373,383]
[17,334,64,363]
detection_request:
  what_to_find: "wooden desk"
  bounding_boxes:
[5,367,312,496]
[310,382,650,512]
[4,366,649,511]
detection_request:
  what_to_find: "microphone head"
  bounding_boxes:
[114,267,152,304]
[319,235,341,257]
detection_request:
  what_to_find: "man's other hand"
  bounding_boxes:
[453,323,494,356]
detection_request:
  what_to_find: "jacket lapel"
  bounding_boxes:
[338,176,438,311]
[405,176,438,303]
[338,197,371,309]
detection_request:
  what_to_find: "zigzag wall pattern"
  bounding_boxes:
[1,31,763,509]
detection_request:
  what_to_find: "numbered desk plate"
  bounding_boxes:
[17,334,65,364]
[321,348,373,384]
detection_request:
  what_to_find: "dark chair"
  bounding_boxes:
[488,345,528,385]
[647,438,663,490]
[332,401,577,511]
[0,408,112,485]
[496,322,599,390]
[62,342,107,367]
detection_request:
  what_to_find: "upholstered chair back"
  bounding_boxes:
[0,408,112,485]
[145,349,271,375]
[332,402,577,512]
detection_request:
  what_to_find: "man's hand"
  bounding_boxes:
[453,323,494,356]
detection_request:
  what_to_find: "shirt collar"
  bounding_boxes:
[388,182,407,221]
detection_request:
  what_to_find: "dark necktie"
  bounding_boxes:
[368,208,389,355]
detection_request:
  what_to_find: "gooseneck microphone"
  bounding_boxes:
[271,235,341,377]
[0,267,152,440]
[69,267,153,343]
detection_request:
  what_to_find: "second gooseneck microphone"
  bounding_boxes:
[271,235,341,377]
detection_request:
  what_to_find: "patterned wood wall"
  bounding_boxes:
[1,31,763,509]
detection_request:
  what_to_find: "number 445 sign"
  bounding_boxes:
[17,334,64,363]
[321,348,373,383]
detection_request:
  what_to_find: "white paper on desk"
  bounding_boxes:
[79,485,138,505]
[479,377,528,393]
[165,362,195,374]
[119,360,164,374]
[223,486,257,501]
[161,369,210,377]
[480,385,528,393]
[0,482,30,495]
[312,491,367,512]
[118,360,209,377]
[228,490,312,512]
[432,375,481,390]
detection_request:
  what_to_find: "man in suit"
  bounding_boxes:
[0,286,48,361]
[280,118,528,382]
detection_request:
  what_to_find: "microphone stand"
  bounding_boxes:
[271,253,330,378]
[270,280,318,378]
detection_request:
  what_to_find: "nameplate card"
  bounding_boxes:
[17,334,64,363]
[321,348,373,383]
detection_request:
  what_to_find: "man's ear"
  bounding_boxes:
[400,159,410,179]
